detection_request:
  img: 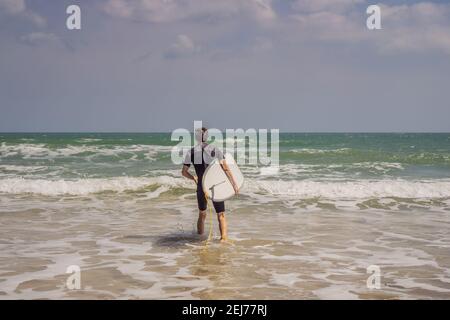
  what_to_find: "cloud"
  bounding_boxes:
[287,1,450,55]
[101,1,450,56]
[102,0,133,19]
[103,0,276,24]
[288,0,366,43]
[0,0,46,27]
[0,0,25,14]
[376,3,450,54]
[290,0,364,14]
[20,32,59,46]
[164,34,199,59]
[290,11,364,43]
[23,11,46,27]
[251,36,273,52]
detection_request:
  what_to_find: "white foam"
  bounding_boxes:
[0,143,173,160]
[269,272,302,287]
[243,179,450,199]
[77,138,102,142]
[282,162,404,174]
[259,166,279,176]
[290,148,351,154]
[1,175,450,200]
[0,143,50,158]
[0,165,48,173]
[0,176,191,196]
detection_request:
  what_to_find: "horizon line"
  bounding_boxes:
[1,131,450,134]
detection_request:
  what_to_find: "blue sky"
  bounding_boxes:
[1,0,450,132]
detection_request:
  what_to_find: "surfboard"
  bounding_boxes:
[202,153,244,202]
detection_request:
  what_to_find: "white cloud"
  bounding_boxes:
[287,1,450,55]
[0,0,46,27]
[103,0,276,24]
[0,0,25,14]
[291,0,364,14]
[252,36,273,52]
[164,34,199,59]
[102,0,450,56]
[103,0,133,19]
[375,3,450,54]
[23,11,46,27]
[291,11,364,43]
[287,0,365,43]
[20,32,59,46]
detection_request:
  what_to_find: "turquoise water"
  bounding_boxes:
[1,133,450,204]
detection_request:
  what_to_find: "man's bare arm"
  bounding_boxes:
[220,159,239,194]
[181,165,198,184]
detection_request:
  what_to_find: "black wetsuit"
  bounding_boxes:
[183,143,225,213]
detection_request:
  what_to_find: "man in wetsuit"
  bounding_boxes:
[181,127,238,242]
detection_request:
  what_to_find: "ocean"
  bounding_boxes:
[1,133,450,299]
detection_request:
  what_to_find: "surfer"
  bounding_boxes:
[182,127,239,242]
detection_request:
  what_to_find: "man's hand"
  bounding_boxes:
[220,159,239,195]
[182,165,198,185]
[233,184,239,195]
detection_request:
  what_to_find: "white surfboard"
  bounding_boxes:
[202,153,244,202]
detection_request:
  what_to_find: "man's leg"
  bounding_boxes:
[196,188,207,235]
[217,212,228,241]
[197,210,207,234]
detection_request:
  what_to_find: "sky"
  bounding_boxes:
[0,0,450,132]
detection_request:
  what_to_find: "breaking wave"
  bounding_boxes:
[0,143,173,160]
[1,176,450,200]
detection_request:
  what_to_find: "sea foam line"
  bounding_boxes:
[0,143,173,160]
[1,176,450,199]
[0,176,191,196]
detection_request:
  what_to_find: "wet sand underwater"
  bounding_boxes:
[1,194,450,300]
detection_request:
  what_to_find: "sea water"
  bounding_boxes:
[0,133,449,299]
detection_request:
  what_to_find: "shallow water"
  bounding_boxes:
[0,194,449,299]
